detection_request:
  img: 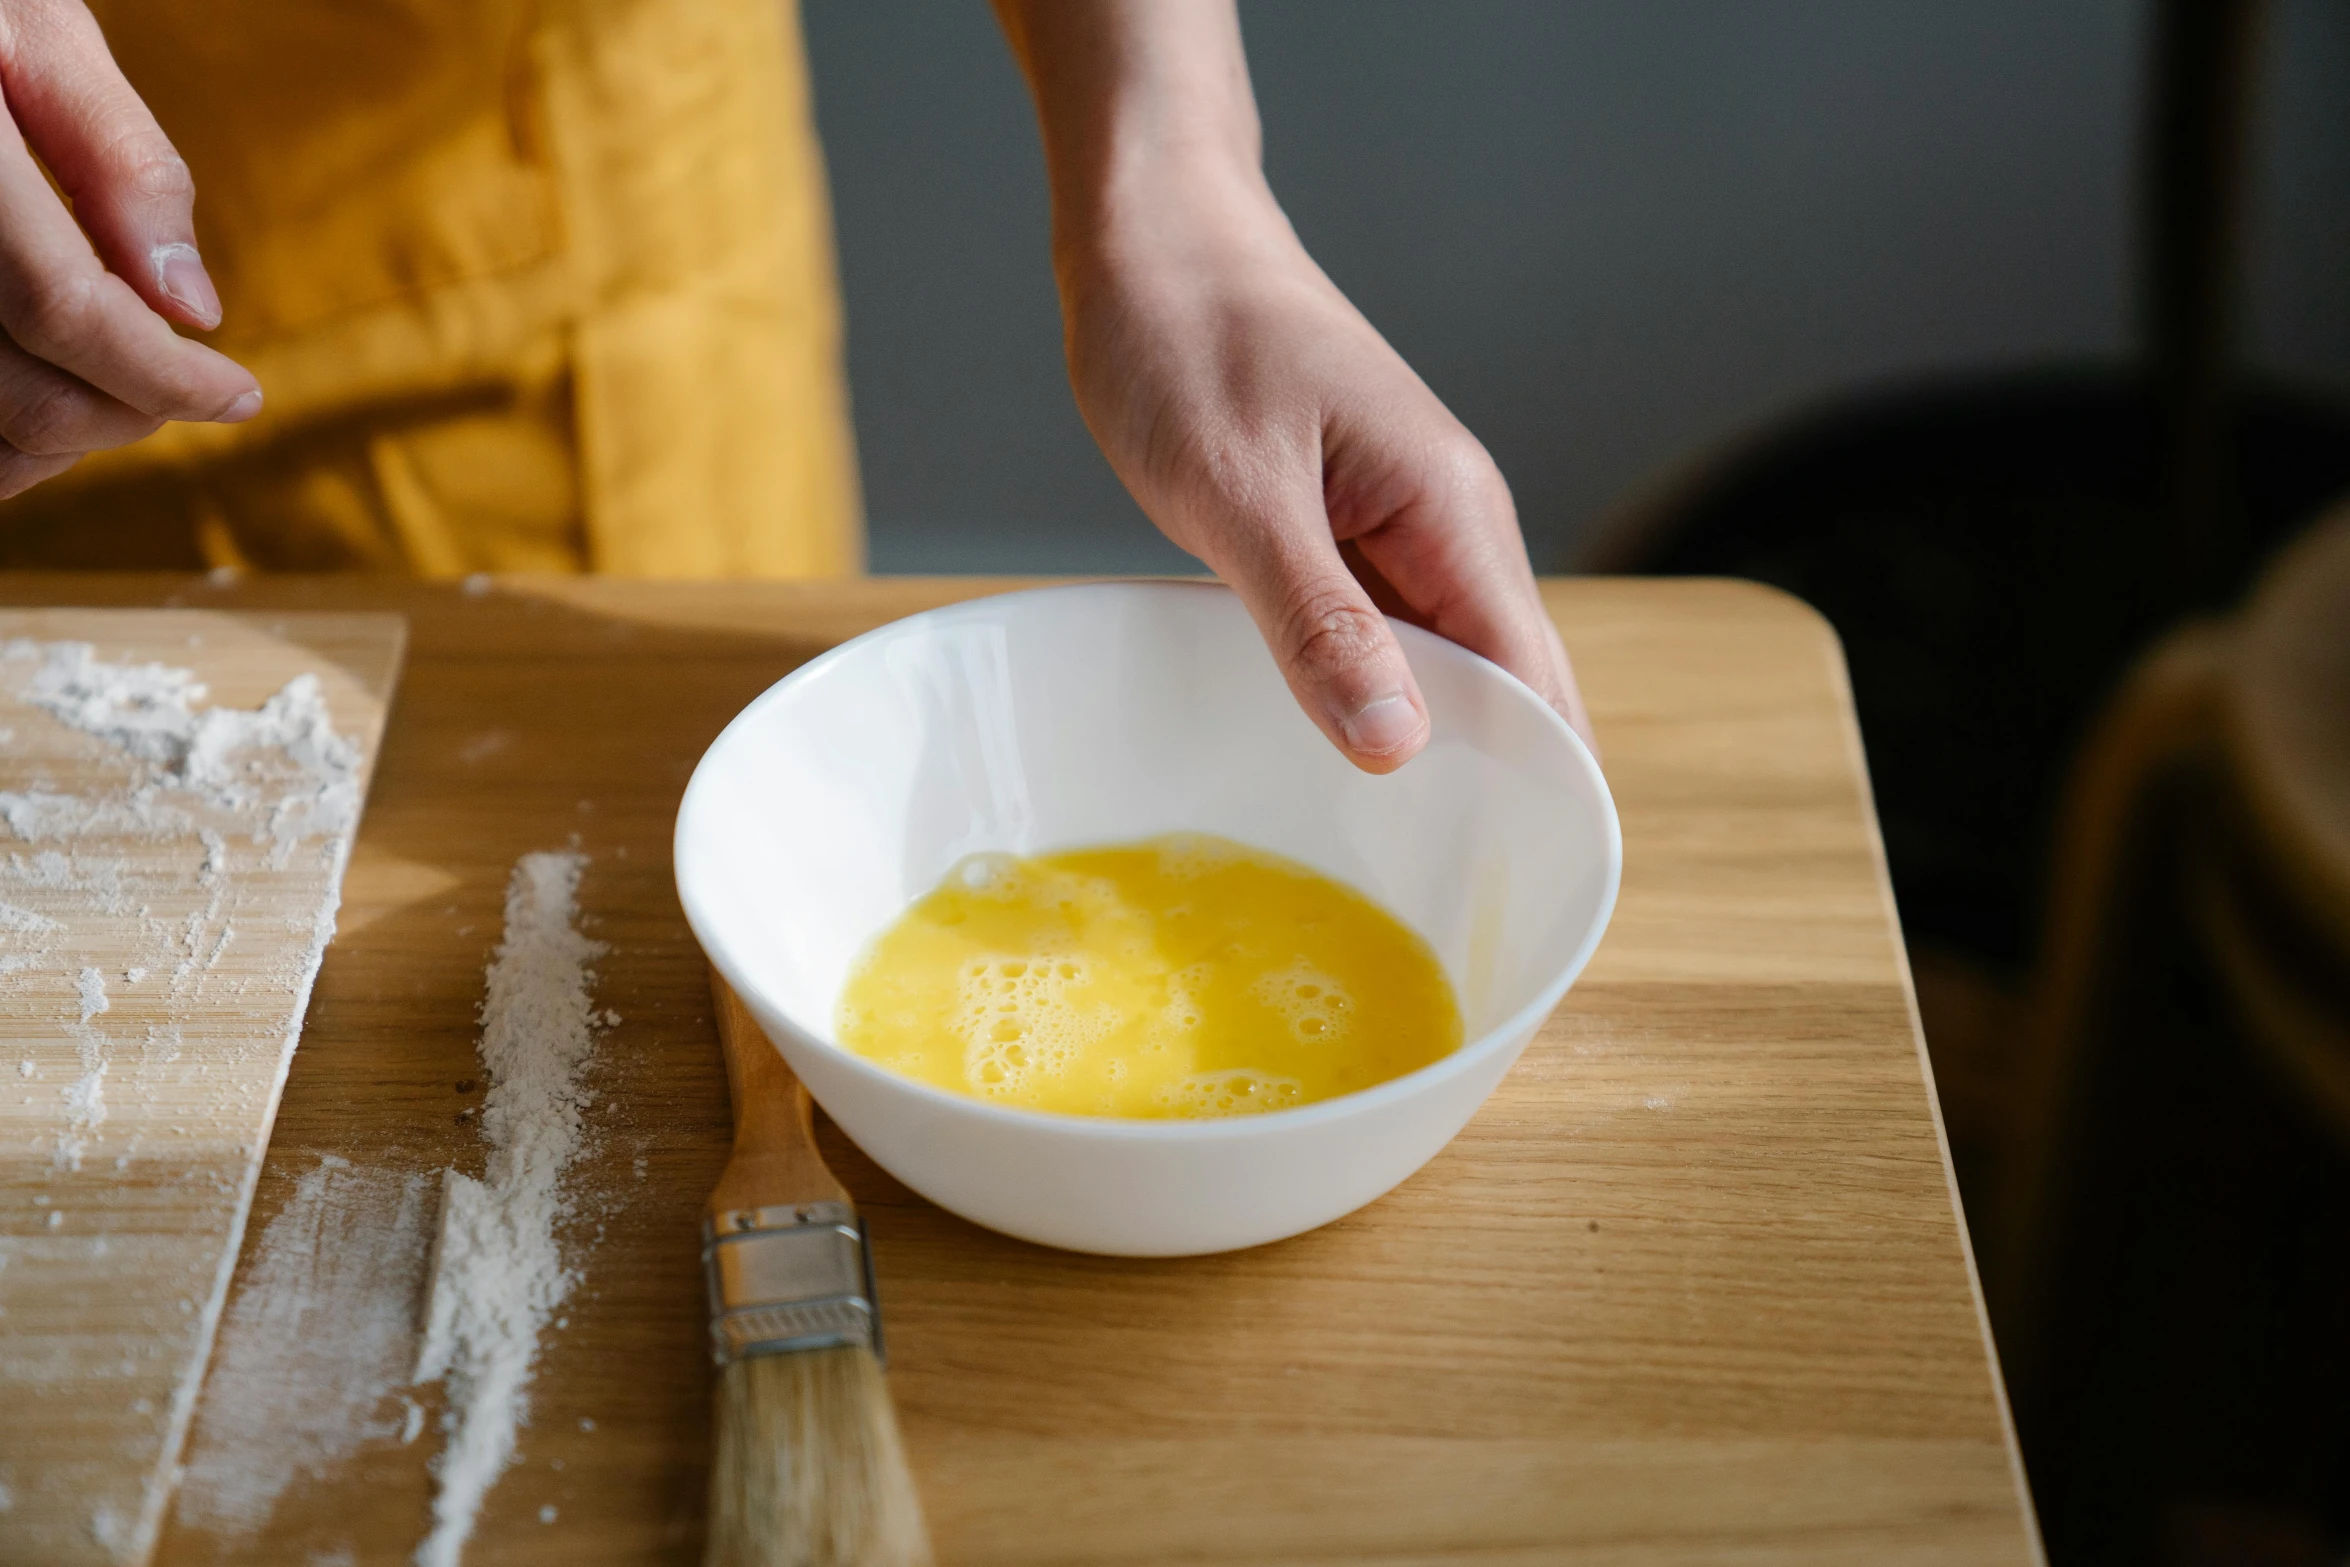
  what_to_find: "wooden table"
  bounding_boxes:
[1,573,2041,1565]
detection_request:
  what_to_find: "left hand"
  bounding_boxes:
[1053,164,1592,772]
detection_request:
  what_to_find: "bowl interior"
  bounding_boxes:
[678,583,1617,1062]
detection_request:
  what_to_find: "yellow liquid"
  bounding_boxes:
[836,833,1463,1118]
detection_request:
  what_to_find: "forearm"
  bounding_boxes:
[991,0,1276,271]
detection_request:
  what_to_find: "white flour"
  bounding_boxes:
[75,966,107,1023]
[20,642,356,820]
[57,966,110,1172]
[176,1157,437,1536]
[10,639,360,865]
[0,900,61,934]
[412,851,605,1567]
[2,640,364,1174]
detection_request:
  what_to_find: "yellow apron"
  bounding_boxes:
[0,0,862,577]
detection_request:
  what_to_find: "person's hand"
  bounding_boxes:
[996,0,1589,773]
[0,0,259,499]
[1056,171,1591,771]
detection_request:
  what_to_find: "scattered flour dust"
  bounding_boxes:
[175,1157,438,1536]
[16,638,361,851]
[2,636,367,1174]
[1,633,377,1563]
[411,851,606,1567]
[58,964,111,1170]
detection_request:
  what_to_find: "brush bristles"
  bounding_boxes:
[705,1344,932,1567]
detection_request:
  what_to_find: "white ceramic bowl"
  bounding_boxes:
[675,581,1619,1255]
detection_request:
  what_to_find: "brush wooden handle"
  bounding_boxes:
[707,970,850,1216]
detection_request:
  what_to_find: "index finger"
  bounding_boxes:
[1341,444,1595,752]
[0,100,256,421]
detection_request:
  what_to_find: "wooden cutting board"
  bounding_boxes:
[0,574,2039,1565]
[0,609,403,1566]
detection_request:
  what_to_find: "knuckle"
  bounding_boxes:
[1429,429,1510,517]
[154,365,218,415]
[104,131,193,201]
[0,376,94,453]
[0,448,76,500]
[13,269,102,360]
[1281,589,1388,679]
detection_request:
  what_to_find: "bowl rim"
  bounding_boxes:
[675,578,1622,1142]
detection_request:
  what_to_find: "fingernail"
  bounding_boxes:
[216,389,262,422]
[153,243,221,328]
[1341,693,1422,756]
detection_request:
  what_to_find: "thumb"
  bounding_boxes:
[1217,529,1429,774]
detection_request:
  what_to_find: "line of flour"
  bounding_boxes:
[411,851,606,1567]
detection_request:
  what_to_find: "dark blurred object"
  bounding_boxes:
[1580,366,2350,975]
[1579,371,2350,1562]
[2144,0,2267,601]
[1995,513,2350,1565]
[1578,2,2350,1558]
[1576,367,2350,1221]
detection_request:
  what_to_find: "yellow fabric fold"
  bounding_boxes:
[0,0,861,577]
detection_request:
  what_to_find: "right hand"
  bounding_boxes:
[0,0,259,500]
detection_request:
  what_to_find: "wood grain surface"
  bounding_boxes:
[0,572,2041,1565]
[0,608,402,1566]
[708,972,849,1216]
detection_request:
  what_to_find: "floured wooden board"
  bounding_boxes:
[0,610,404,1566]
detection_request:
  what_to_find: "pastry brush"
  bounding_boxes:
[702,970,931,1567]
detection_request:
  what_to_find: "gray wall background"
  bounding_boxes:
[805,2,2350,576]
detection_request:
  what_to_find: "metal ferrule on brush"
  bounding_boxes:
[703,1201,883,1365]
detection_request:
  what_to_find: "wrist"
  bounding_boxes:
[998,0,1284,288]
[1051,149,1292,298]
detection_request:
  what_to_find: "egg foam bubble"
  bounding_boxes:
[834,833,1463,1119]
